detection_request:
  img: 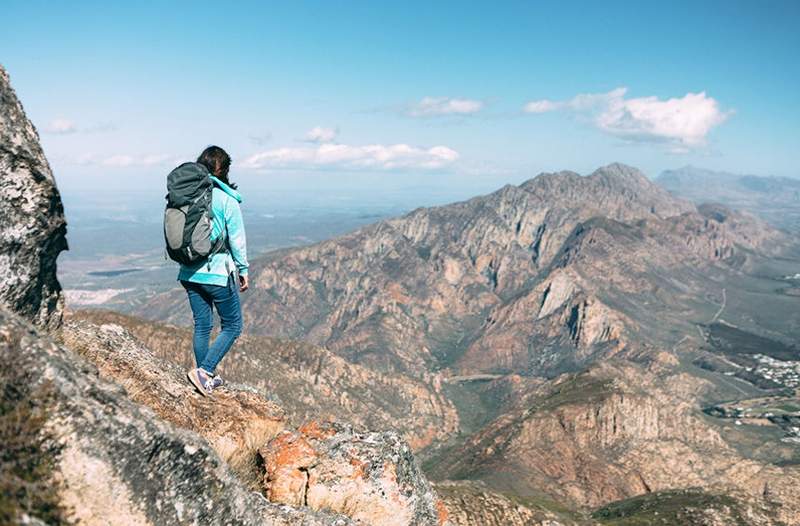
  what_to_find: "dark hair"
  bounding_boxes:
[197,145,236,188]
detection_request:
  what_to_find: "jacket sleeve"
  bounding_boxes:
[224,197,249,276]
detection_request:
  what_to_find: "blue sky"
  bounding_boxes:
[2,0,799,200]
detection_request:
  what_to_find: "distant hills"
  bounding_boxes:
[658,165,800,231]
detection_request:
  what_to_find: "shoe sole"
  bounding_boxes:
[187,370,210,397]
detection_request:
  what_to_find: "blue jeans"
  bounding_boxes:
[181,273,242,374]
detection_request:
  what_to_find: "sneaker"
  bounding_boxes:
[209,375,224,390]
[187,368,213,397]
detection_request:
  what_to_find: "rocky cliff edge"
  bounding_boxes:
[0,63,446,526]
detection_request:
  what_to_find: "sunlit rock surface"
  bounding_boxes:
[0,65,67,329]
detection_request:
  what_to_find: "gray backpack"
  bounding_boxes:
[163,162,226,266]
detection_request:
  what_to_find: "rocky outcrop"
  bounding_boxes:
[58,317,448,525]
[59,319,288,480]
[260,421,448,526]
[0,65,67,329]
[1,306,352,525]
[68,309,459,451]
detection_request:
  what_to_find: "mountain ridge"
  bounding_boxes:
[144,162,784,379]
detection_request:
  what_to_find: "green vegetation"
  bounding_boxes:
[708,322,799,362]
[592,488,749,526]
[537,375,617,411]
[0,374,67,525]
[502,491,587,522]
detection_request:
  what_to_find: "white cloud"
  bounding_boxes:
[241,143,459,171]
[43,119,117,134]
[523,87,730,149]
[523,100,561,114]
[408,97,484,117]
[43,119,77,134]
[304,126,338,143]
[73,153,175,167]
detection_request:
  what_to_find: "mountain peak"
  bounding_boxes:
[516,163,692,222]
[590,162,651,183]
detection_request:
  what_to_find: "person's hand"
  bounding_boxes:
[239,274,249,292]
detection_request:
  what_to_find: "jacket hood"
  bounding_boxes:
[210,176,242,203]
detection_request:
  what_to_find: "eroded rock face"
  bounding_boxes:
[260,421,448,526]
[0,65,67,329]
[427,362,800,524]
[59,319,288,478]
[68,309,459,452]
[0,307,352,525]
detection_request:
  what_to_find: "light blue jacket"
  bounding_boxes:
[178,176,249,286]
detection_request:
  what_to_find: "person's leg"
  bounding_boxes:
[181,280,213,368]
[199,274,242,374]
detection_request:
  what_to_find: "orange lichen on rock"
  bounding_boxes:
[259,421,448,525]
[435,499,449,525]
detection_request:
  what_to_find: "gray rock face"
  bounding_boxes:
[0,65,67,329]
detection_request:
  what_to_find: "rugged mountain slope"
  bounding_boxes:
[658,165,800,231]
[57,316,447,525]
[426,361,800,521]
[145,163,784,381]
[0,65,67,329]
[68,309,458,451]
[434,480,582,526]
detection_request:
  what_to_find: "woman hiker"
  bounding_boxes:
[180,146,249,396]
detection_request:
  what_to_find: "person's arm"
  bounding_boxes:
[225,197,249,281]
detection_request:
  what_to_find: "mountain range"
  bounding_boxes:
[139,161,800,523]
[146,164,783,378]
[7,54,800,524]
[658,165,800,232]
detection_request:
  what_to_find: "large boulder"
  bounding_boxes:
[0,64,67,329]
[259,421,449,526]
